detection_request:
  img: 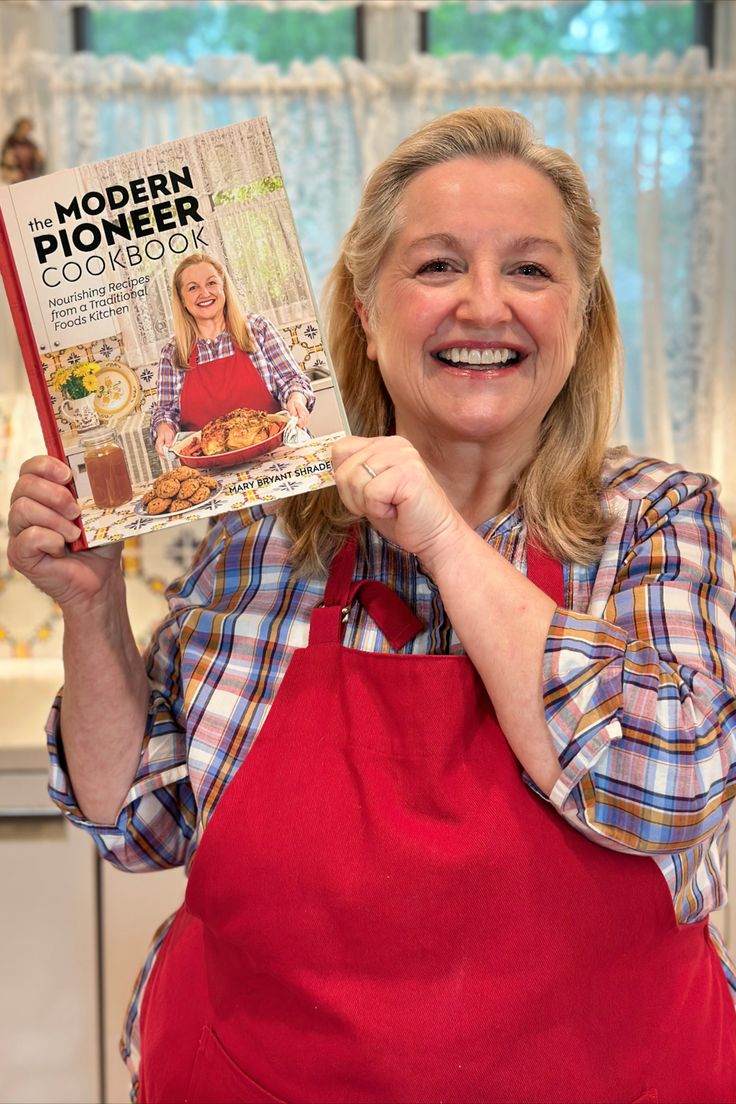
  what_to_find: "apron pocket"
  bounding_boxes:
[630,1092,658,1104]
[184,1025,288,1104]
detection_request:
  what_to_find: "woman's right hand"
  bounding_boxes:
[155,423,176,458]
[7,455,123,611]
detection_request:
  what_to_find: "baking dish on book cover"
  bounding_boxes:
[168,412,289,470]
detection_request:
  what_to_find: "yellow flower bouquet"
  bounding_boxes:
[51,361,100,400]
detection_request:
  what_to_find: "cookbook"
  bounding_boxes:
[0,117,348,550]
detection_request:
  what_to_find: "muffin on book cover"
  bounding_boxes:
[0,116,348,550]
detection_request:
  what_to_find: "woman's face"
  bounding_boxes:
[179,262,226,328]
[358,157,584,463]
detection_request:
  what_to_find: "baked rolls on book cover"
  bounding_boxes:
[0,116,348,550]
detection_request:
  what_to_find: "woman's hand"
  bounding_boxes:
[155,422,177,458]
[7,455,123,612]
[285,392,310,429]
[331,435,466,570]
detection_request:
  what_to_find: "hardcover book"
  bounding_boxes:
[0,116,348,550]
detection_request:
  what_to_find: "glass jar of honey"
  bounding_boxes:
[81,425,133,509]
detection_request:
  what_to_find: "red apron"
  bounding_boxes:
[139,537,736,1103]
[180,342,280,430]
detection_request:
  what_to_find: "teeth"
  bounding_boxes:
[437,347,519,366]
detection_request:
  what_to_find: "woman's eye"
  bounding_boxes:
[513,263,550,279]
[416,258,456,275]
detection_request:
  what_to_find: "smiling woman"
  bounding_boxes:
[149,251,315,457]
[6,106,736,1104]
[288,108,620,572]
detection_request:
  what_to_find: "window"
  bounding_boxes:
[426,1,707,63]
[81,0,358,67]
[77,1,712,69]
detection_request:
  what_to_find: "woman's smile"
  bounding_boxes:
[181,261,227,328]
[432,342,527,374]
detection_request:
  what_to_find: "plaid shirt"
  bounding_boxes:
[149,313,315,442]
[47,450,736,1088]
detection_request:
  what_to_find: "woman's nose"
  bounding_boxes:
[455,269,513,328]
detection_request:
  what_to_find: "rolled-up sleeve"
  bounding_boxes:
[542,464,736,855]
[249,314,315,411]
[149,339,182,444]
[47,524,226,872]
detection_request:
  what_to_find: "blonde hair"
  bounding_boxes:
[280,106,622,575]
[171,251,255,368]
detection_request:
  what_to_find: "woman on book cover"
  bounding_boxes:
[150,250,314,456]
[7,107,736,1103]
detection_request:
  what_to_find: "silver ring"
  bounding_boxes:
[361,461,378,480]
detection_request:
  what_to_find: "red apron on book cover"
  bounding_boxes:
[180,342,281,430]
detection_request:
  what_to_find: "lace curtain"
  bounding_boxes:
[1,47,734,503]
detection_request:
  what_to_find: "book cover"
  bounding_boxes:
[0,116,348,551]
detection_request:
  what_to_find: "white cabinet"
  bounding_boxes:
[310,378,344,438]
[101,862,185,1103]
[0,756,186,1104]
[0,767,100,1104]
[0,674,186,1103]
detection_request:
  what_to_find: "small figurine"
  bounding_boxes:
[1,117,45,183]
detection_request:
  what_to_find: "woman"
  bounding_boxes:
[150,251,314,456]
[8,108,736,1102]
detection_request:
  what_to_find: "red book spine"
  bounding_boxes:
[0,204,89,551]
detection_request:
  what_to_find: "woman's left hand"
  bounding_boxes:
[285,393,310,428]
[331,435,465,570]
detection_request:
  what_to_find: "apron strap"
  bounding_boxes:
[322,531,359,609]
[310,532,425,650]
[309,531,565,648]
[526,541,566,607]
[347,579,425,650]
[309,533,359,647]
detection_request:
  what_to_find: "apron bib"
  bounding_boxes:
[139,537,736,1103]
[180,342,280,430]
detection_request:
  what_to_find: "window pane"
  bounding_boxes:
[89,1,356,67]
[428,0,697,61]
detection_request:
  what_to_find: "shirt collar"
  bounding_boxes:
[195,331,230,345]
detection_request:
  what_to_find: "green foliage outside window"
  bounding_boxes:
[89,1,356,67]
[213,178,285,208]
[88,0,697,67]
[428,0,697,62]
